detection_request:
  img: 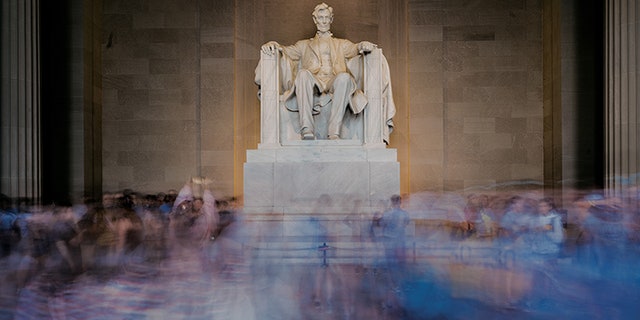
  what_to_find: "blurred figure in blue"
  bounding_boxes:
[380,194,411,265]
[158,189,177,221]
[526,197,564,259]
[500,196,531,240]
[582,193,628,277]
[1,194,20,258]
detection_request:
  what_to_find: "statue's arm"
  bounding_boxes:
[261,40,306,60]
[339,39,378,58]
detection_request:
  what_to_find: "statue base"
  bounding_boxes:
[243,142,400,220]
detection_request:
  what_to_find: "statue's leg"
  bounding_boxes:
[327,73,355,139]
[295,69,316,140]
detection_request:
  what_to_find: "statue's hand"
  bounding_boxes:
[358,41,377,53]
[261,41,281,55]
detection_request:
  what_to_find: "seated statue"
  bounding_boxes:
[255,2,395,144]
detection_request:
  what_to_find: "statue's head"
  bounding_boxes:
[312,3,333,33]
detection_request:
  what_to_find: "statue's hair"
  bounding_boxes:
[312,3,333,18]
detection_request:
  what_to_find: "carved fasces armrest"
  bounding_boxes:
[255,50,292,94]
[256,50,281,146]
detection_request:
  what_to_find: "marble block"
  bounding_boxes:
[244,145,400,217]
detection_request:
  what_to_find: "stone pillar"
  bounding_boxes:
[605,0,640,196]
[1,0,41,201]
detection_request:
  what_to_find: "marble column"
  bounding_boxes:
[1,0,41,201]
[606,0,640,197]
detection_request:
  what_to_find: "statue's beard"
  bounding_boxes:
[316,25,330,33]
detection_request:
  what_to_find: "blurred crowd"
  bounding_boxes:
[1,184,640,318]
[437,188,640,267]
[0,178,238,291]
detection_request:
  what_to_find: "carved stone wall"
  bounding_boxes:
[101,0,235,195]
[2,1,610,202]
[408,1,544,192]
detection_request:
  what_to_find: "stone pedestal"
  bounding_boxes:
[247,45,400,238]
[244,142,400,217]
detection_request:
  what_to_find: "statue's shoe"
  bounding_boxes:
[302,129,315,140]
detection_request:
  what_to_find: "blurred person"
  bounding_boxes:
[169,177,217,254]
[93,192,120,268]
[1,194,20,258]
[499,195,533,240]
[112,193,144,264]
[506,197,567,311]
[155,192,166,210]
[525,198,564,258]
[139,196,167,263]
[101,191,116,210]
[378,195,412,316]
[87,191,143,269]
[159,189,178,220]
[368,199,387,254]
[457,194,480,239]
[380,194,411,265]
[71,195,92,222]
[207,203,259,319]
[127,190,147,219]
[582,193,628,276]
[628,186,640,243]
[566,192,600,272]
[460,193,498,240]
[50,203,81,272]
[568,191,598,235]
[15,205,53,291]
[213,198,237,239]
[73,196,107,271]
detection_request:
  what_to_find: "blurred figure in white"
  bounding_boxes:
[168,177,217,257]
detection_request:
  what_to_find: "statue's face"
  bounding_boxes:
[313,9,332,33]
